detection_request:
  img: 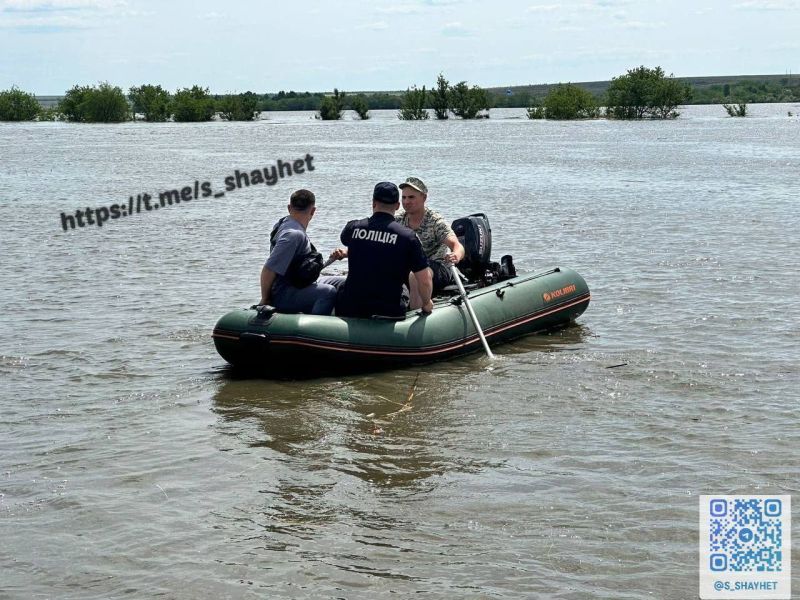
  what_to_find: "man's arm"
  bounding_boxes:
[412,267,434,314]
[260,265,277,305]
[444,233,465,265]
[261,227,305,303]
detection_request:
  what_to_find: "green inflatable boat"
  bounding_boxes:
[212,266,590,375]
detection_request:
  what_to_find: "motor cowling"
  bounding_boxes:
[451,213,492,282]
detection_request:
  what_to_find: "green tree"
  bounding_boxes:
[606,66,690,120]
[318,88,345,120]
[526,104,545,119]
[218,92,259,121]
[129,84,172,122]
[431,73,451,119]
[0,87,41,121]
[606,65,659,119]
[398,85,429,120]
[59,82,129,122]
[650,77,692,119]
[172,85,215,122]
[350,94,370,120]
[59,85,92,121]
[723,102,747,117]
[449,81,490,119]
[541,83,599,119]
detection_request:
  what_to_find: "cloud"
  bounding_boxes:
[374,4,423,14]
[356,21,390,30]
[375,0,463,13]
[441,21,473,37]
[734,0,798,9]
[592,0,634,7]
[0,12,89,29]
[619,19,666,29]
[0,0,128,30]
[0,0,125,30]
[525,3,560,12]
[0,0,123,10]
[769,40,800,50]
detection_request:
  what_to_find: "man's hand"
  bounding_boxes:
[329,247,348,261]
[421,299,433,314]
[443,252,460,265]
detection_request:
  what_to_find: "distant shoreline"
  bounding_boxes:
[33,73,798,108]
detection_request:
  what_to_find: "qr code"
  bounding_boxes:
[708,497,784,572]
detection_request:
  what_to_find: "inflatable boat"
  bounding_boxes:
[212,265,590,375]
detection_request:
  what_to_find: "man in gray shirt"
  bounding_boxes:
[259,189,338,315]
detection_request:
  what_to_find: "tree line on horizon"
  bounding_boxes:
[0,83,377,122]
[1,67,798,122]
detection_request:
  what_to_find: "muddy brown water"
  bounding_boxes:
[1,105,798,599]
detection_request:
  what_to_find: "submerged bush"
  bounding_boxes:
[350,94,370,120]
[129,84,172,122]
[450,81,490,119]
[723,102,747,117]
[526,105,545,119]
[0,87,41,121]
[606,66,690,120]
[318,88,345,120]
[542,84,599,119]
[398,85,429,120]
[172,85,215,122]
[59,82,130,123]
[218,92,259,121]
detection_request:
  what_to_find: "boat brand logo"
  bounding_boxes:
[542,284,577,302]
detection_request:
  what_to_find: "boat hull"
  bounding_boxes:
[213,266,590,375]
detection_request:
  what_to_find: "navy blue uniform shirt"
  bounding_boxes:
[336,212,428,318]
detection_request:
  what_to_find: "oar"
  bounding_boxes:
[321,256,336,269]
[449,261,495,360]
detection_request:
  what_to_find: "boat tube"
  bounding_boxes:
[212,266,590,375]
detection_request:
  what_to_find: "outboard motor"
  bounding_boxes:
[451,213,516,286]
[451,213,492,282]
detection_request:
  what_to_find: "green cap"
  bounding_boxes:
[399,177,427,194]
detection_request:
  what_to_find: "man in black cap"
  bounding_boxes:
[333,182,433,318]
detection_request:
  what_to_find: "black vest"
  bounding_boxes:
[270,217,323,288]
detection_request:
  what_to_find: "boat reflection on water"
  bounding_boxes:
[208,322,591,541]
[211,370,500,541]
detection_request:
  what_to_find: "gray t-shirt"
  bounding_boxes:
[266,216,312,291]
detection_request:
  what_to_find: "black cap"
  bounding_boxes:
[373,181,399,204]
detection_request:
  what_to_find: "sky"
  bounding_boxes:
[0,0,798,95]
